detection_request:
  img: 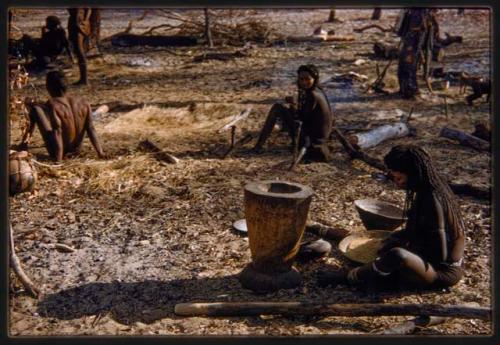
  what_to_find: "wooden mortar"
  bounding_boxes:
[239,180,313,292]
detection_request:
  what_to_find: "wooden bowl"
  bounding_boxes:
[354,199,404,231]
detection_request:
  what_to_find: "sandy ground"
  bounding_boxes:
[8,8,491,336]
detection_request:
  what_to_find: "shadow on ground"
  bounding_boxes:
[37,272,450,326]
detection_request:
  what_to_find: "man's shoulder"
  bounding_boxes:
[67,95,89,105]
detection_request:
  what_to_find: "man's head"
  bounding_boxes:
[46,70,67,97]
[45,16,61,30]
[297,64,319,90]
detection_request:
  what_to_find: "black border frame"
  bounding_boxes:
[1,1,498,344]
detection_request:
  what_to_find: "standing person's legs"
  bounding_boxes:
[254,104,296,151]
[72,32,88,85]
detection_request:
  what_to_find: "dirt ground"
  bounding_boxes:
[8,8,491,336]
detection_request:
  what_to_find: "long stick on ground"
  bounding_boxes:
[175,302,490,320]
[10,223,40,298]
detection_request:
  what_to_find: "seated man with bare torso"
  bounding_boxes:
[20,15,74,70]
[20,70,107,161]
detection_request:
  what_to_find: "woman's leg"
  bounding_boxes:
[254,104,295,151]
[361,247,439,287]
[318,247,438,288]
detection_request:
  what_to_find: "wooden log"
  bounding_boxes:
[240,181,313,292]
[439,127,490,152]
[10,223,40,298]
[174,302,491,320]
[92,104,109,118]
[111,34,198,47]
[449,183,490,200]
[379,315,447,335]
[193,50,248,62]
[217,107,252,133]
[137,139,179,164]
[333,128,387,171]
[347,122,411,150]
[471,121,491,142]
[305,221,351,241]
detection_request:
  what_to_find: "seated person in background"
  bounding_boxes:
[21,15,74,70]
[253,64,334,162]
[20,70,106,162]
[318,145,465,290]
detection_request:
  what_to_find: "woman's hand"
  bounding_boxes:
[377,236,403,255]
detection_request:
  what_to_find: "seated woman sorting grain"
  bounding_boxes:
[253,64,334,162]
[318,145,465,289]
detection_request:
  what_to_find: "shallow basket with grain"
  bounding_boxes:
[338,230,392,264]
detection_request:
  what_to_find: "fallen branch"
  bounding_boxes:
[102,10,149,42]
[354,24,393,33]
[194,50,248,62]
[174,302,491,320]
[10,223,40,298]
[439,127,490,152]
[379,315,447,335]
[111,34,198,47]
[137,139,179,164]
[217,107,252,133]
[54,243,76,253]
[449,183,490,200]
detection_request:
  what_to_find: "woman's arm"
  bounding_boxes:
[433,193,448,263]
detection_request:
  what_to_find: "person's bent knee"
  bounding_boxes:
[386,247,411,264]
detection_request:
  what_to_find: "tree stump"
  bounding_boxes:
[239,181,314,292]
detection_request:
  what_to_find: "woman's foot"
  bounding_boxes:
[296,239,332,262]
